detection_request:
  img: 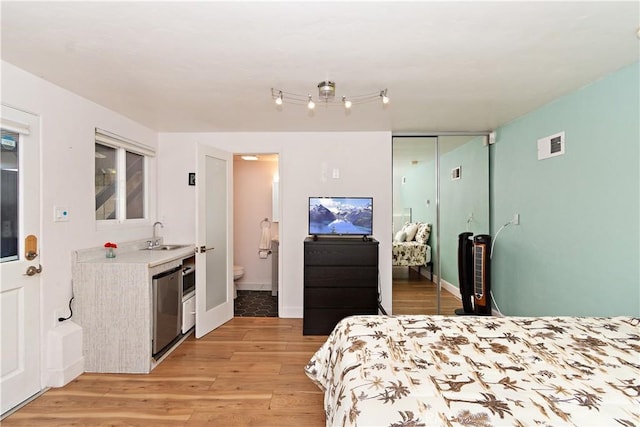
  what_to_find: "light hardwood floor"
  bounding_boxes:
[4,318,328,426]
[4,271,460,426]
[392,266,461,315]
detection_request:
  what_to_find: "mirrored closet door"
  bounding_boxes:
[392,134,489,315]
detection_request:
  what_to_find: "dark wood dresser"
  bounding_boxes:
[303,237,379,335]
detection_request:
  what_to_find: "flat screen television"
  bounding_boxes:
[308,197,373,237]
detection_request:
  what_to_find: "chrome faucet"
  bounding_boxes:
[152,221,164,247]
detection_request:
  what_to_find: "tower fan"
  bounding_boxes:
[455,233,491,316]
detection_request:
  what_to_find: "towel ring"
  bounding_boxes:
[260,218,271,228]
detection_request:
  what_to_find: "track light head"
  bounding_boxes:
[380,89,390,105]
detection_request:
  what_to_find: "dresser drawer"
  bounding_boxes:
[304,243,378,266]
[303,238,379,335]
[305,266,377,288]
[305,287,378,309]
[303,308,379,335]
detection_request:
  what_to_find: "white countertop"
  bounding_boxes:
[74,239,195,268]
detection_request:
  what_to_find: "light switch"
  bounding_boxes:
[54,206,69,222]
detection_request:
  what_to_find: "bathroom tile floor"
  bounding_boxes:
[234,290,278,317]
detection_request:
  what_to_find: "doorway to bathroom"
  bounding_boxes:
[232,153,280,317]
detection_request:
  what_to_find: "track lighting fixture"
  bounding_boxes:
[271,81,388,110]
[380,89,389,105]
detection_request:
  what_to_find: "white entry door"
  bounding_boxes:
[1,106,42,415]
[195,145,233,338]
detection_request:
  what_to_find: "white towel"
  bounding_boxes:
[259,220,271,251]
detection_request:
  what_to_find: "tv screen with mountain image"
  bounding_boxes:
[308,197,373,236]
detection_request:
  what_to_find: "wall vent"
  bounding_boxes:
[451,166,461,180]
[537,131,565,160]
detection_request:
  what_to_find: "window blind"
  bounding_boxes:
[1,118,30,135]
[95,128,155,157]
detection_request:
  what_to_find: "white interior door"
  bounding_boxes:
[195,145,233,338]
[1,105,42,415]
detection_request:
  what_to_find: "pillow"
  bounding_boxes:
[403,222,419,241]
[415,223,431,244]
[394,230,407,242]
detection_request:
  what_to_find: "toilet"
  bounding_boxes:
[233,265,244,298]
[233,265,244,281]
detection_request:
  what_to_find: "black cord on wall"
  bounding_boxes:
[58,295,74,322]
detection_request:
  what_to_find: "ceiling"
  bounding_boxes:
[1,1,638,133]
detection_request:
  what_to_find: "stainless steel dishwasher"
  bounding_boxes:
[152,266,182,357]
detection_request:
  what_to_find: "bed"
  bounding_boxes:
[305,314,640,427]
[393,222,432,278]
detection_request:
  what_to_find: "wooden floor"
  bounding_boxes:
[3,318,328,427]
[4,271,460,426]
[392,266,461,315]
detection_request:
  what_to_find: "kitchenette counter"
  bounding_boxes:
[72,238,196,373]
[73,239,195,267]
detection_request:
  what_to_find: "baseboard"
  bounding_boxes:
[47,357,84,388]
[440,278,461,300]
[235,282,272,292]
[278,306,302,318]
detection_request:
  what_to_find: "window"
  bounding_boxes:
[1,129,19,261]
[95,129,154,222]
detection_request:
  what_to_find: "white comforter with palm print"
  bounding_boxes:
[305,315,640,427]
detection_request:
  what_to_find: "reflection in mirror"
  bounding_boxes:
[438,136,490,316]
[392,135,489,316]
[392,137,440,314]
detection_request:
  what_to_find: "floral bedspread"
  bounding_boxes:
[304,315,640,427]
[392,242,431,266]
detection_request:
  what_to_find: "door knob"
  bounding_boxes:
[25,264,43,276]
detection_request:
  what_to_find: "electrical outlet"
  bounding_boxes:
[512,213,520,225]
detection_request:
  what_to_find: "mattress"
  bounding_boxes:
[392,242,431,266]
[305,314,640,426]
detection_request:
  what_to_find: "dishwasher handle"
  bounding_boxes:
[152,266,182,280]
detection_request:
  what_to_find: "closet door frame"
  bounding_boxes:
[393,132,490,315]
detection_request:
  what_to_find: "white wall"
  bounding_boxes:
[2,60,393,389]
[1,61,159,387]
[158,132,393,317]
[233,158,279,289]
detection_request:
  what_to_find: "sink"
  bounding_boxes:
[141,244,191,251]
[156,245,189,251]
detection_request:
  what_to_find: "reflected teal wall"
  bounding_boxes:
[400,160,436,228]
[490,62,639,316]
[440,137,490,287]
[394,148,437,269]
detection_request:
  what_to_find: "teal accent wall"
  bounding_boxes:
[400,159,436,228]
[393,143,437,271]
[490,62,640,316]
[440,137,490,287]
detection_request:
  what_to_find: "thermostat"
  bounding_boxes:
[54,206,69,222]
